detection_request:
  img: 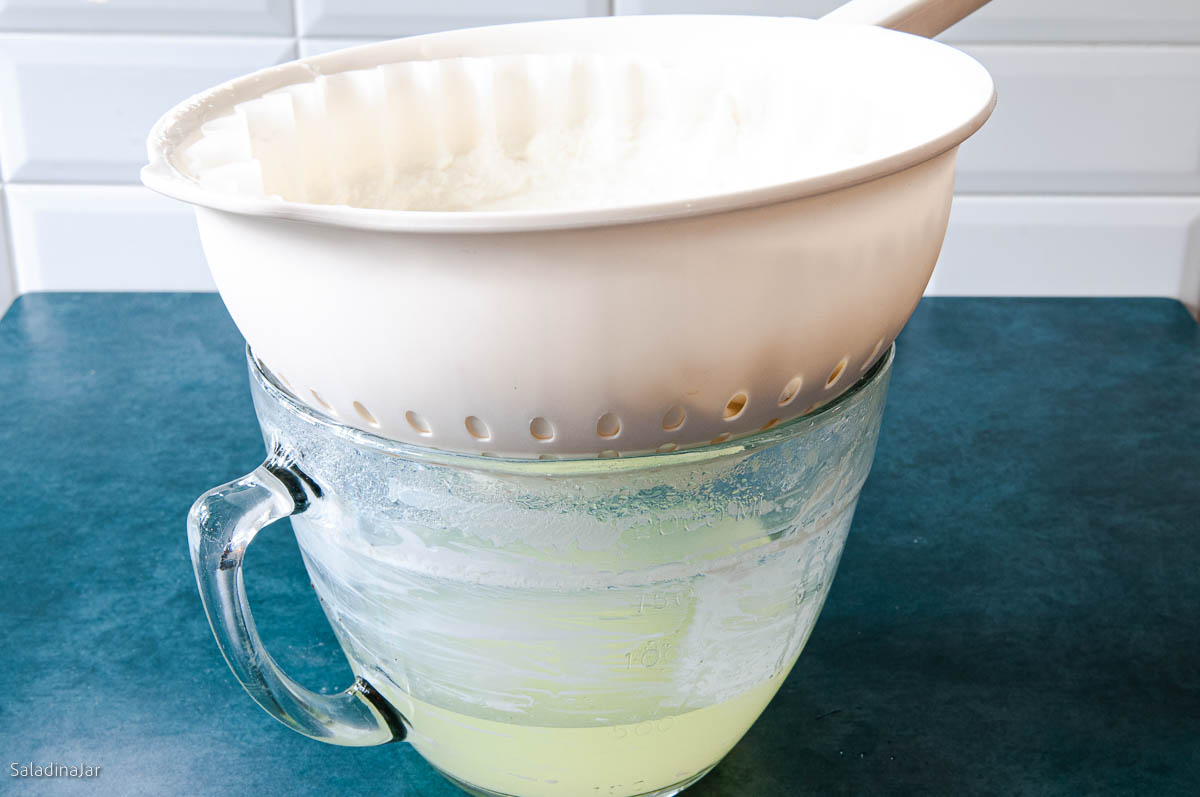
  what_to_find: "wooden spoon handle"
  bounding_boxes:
[821,0,992,38]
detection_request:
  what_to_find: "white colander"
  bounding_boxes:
[143,0,995,458]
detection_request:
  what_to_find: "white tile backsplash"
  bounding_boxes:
[0,34,296,183]
[0,187,13,314]
[955,46,1200,195]
[0,0,294,36]
[298,37,378,58]
[929,196,1200,304]
[940,0,1200,44]
[297,0,608,37]
[0,1,1197,308]
[6,184,213,291]
[614,1,836,16]
[615,0,1200,43]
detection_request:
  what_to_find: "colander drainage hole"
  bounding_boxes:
[711,432,732,445]
[353,401,379,427]
[862,338,885,372]
[465,415,491,441]
[310,389,334,413]
[826,359,848,388]
[596,412,621,439]
[598,449,620,459]
[656,442,678,453]
[406,411,432,436]
[761,418,781,431]
[530,417,555,442]
[723,392,748,421]
[778,376,803,406]
[662,405,686,431]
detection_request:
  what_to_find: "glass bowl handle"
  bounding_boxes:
[186,452,406,746]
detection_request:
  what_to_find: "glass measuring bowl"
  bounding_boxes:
[188,345,894,797]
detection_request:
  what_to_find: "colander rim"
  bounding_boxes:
[143,15,995,234]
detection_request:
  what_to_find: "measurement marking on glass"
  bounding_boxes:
[635,591,685,615]
[623,640,672,669]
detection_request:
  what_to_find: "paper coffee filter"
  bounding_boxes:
[182,51,928,213]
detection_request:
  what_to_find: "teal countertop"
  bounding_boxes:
[1,294,1198,796]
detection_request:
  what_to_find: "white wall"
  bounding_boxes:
[1,1,1198,317]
